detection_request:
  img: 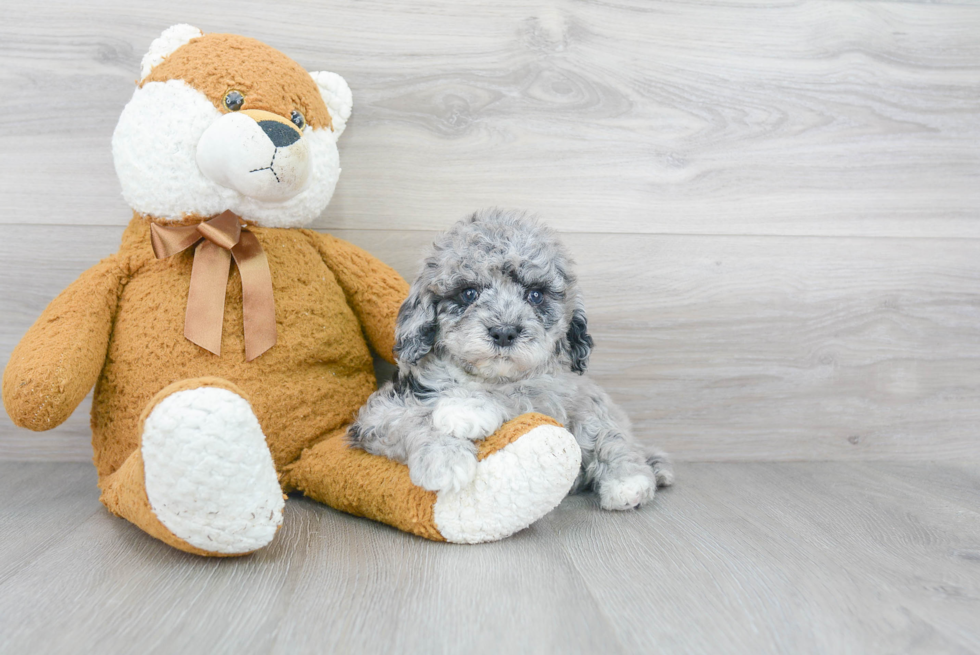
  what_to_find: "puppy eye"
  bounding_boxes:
[290,110,306,130]
[526,289,545,306]
[224,90,245,112]
[459,288,480,305]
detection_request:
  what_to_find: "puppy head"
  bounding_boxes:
[395,208,593,379]
[112,25,353,227]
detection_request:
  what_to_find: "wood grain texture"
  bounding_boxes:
[3,5,979,653]
[2,226,978,462]
[2,2,980,463]
[1,461,978,654]
[1,0,979,236]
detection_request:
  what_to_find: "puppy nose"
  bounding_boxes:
[258,120,301,147]
[489,325,522,347]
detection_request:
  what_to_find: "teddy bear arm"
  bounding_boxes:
[2,254,127,431]
[305,231,409,366]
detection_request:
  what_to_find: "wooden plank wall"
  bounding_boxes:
[1,0,978,462]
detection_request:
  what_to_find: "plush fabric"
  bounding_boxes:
[76,215,406,480]
[474,413,562,460]
[99,377,261,557]
[2,26,580,555]
[142,33,334,131]
[281,413,567,542]
[2,254,126,432]
[114,28,348,228]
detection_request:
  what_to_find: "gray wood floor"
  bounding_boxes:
[2,3,980,654]
[1,460,978,655]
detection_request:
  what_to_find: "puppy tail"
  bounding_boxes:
[645,448,675,488]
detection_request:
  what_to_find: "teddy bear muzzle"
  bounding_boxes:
[196,108,310,202]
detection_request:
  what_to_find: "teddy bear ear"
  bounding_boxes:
[309,71,353,137]
[139,24,203,82]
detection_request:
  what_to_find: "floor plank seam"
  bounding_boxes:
[6,224,980,243]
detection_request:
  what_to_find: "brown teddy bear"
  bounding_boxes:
[2,25,581,556]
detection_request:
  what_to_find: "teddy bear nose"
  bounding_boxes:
[258,120,301,148]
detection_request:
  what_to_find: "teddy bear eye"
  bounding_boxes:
[290,110,306,130]
[224,90,244,112]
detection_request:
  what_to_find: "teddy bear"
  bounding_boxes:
[1,25,582,556]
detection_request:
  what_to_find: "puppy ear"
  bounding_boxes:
[562,298,593,374]
[309,70,353,138]
[394,280,437,365]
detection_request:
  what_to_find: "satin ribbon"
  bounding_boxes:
[150,210,277,361]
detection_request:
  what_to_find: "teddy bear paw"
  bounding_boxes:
[141,386,284,554]
[432,423,581,544]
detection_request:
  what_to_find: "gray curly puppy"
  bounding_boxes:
[349,208,673,510]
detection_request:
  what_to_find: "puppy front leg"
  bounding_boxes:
[432,396,507,441]
[406,434,478,494]
[359,421,478,494]
[403,396,509,492]
[349,386,481,493]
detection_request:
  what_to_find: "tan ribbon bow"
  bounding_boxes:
[150,210,277,361]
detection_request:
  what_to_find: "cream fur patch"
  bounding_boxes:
[196,112,310,202]
[140,24,203,82]
[141,387,284,554]
[310,70,353,137]
[600,473,656,511]
[432,397,505,440]
[113,79,341,227]
[433,425,581,544]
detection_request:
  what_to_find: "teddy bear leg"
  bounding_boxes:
[282,413,581,543]
[98,378,284,556]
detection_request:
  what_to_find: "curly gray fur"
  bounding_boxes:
[349,208,673,509]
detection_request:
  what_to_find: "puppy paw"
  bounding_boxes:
[409,442,478,493]
[432,398,504,440]
[598,473,657,511]
[646,451,675,487]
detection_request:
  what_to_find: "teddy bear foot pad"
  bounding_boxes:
[433,423,582,544]
[141,385,285,555]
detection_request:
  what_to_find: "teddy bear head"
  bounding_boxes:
[112,25,352,228]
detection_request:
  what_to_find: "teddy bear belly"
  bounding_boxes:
[89,258,377,481]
